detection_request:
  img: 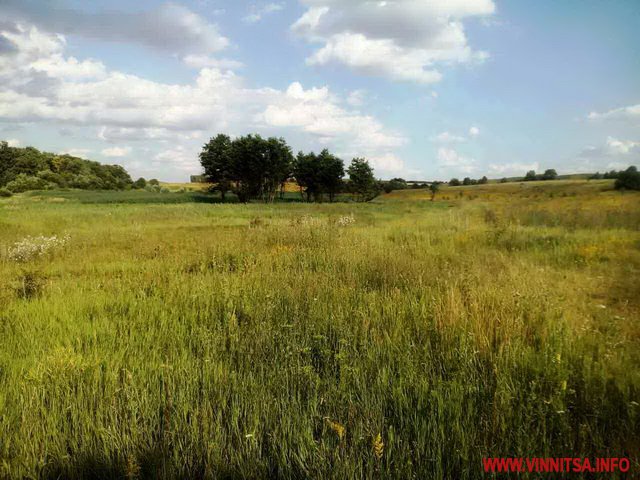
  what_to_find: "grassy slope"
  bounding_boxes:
[0,180,638,478]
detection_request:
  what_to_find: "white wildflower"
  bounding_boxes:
[336,214,356,227]
[7,234,70,262]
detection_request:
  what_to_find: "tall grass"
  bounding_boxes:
[0,181,638,478]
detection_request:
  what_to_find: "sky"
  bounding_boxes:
[0,0,639,181]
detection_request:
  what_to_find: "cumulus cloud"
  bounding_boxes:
[437,147,477,174]
[0,1,229,56]
[577,137,640,169]
[292,0,495,83]
[259,82,407,172]
[101,146,132,157]
[588,104,640,123]
[433,126,480,144]
[243,3,285,24]
[488,162,539,176]
[0,21,407,179]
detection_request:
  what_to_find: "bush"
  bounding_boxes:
[5,174,51,193]
[133,177,147,189]
[449,178,461,186]
[614,166,640,191]
[0,187,12,197]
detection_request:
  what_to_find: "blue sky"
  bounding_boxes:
[0,0,638,181]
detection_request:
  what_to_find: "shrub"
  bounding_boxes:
[614,166,640,191]
[449,178,461,186]
[0,187,12,197]
[5,174,51,193]
[15,270,46,299]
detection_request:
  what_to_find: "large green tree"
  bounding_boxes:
[347,158,378,201]
[200,134,233,201]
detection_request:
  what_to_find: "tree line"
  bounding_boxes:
[199,134,380,202]
[0,141,136,196]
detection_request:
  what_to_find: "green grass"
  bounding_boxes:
[0,181,639,478]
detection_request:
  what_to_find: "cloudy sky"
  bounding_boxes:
[0,0,638,181]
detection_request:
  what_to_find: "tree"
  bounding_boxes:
[133,177,147,189]
[500,177,508,183]
[200,134,233,201]
[589,172,602,180]
[478,176,488,184]
[429,182,440,201]
[317,149,344,202]
[542,169,558,180]
[463,177,472,186]
[347,158,378,201]
[614,166,640,190]
[449,178,461,186]
[148,178,160,186]
[228,134,293,203]
[293,151,318,201]
[524,170,537,181]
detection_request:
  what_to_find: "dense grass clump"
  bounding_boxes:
[0,180,638,478]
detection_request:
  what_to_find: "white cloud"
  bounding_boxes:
[182,55,244,70]
[6,138,21,147]
[101,146,132,157]
[434,131,466,143]
[292,0,495,84]
[259,82,407,173]
[433,126,480,143]
[437,147,477,174]
[0,22,406,179]
[588,104,640,123]
[243,3,285,24]
[60,148,91,158]
[488,162,539,176]
[577,137,640,168]
[346,89,366,107]
[0,2,229,56]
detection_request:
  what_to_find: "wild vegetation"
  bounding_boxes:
[0,179,638,478]
[0,142,134,194]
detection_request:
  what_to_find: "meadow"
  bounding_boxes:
[0,180,638,478]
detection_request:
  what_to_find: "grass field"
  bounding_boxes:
[0,180,638,478]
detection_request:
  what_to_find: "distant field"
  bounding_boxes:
[0,179,638,478]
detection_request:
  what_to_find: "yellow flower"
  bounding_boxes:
[373,433,384,460]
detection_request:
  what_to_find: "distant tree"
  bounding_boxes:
[133,177,147,189]
[614,166,640,191]
[478,176,488,184]
[148,178,160,186]
[429,182,440,201]
[384,177,407,193]
[200,134,233,201]
[293,151,318,201]
[449,178,461,186]
[463,177,472,186]
[499,177,508,183]
[589,172,602,180]
[542,169,558,180]
[348,158,378,201]
[293,149,344,202]
[229,134,293,203]
[603,170,619,179]
[317,149,344,202]
[524,170,537,181]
